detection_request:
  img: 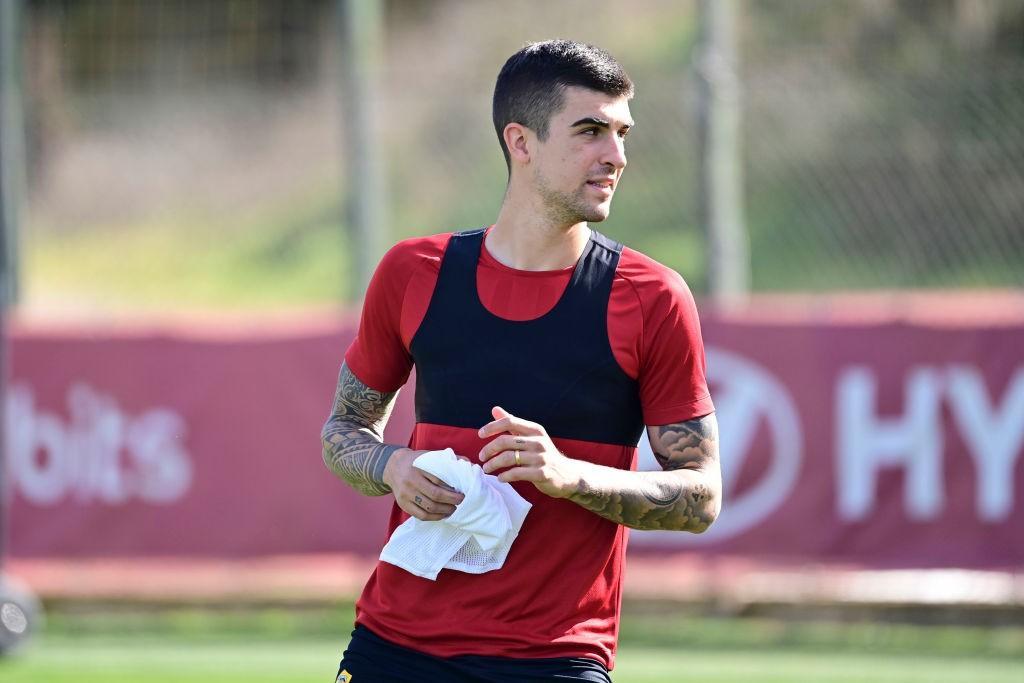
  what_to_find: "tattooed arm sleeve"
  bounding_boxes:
[567,413,722,532]
[320,362,403,496]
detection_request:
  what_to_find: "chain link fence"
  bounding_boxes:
[742,1,1024,290]
[14,0,1024,312]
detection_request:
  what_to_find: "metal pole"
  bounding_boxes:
[338,0,386,300]
[0,0,39,656]
[1,0,23,304]
[697,0,749,306]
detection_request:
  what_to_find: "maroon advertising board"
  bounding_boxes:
[7,315,1023,568]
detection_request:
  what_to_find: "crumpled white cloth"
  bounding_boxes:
[379,448,532,580]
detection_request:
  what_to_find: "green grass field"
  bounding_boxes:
[3,635,1022,683]
[3,603,1023,683]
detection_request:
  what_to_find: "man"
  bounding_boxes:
[322,39,721,682]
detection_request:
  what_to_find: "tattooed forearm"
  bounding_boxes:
[650,415,719,473]
[570,473,715,531]
[568,414,721,532]
[320,362,401,496]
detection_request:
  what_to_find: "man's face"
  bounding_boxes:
[530,86,633,225]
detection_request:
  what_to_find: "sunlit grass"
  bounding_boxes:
[24,188,352,313]
[4,635,1022,683]
[3,605,1021,683]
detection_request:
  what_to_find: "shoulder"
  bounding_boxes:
[614,246,697,315]
[377,232,454,275]
[614,246,713,424]
[364,232,454,314]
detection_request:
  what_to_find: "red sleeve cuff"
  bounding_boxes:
[642,394,715,426]
[344,345,410,393]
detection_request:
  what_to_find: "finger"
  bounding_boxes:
[411,492,457,517]
[425,482,465,506]
[478,411,543,439]
[408,503,449,522]
[497,466,542,484]
[481,449,530,475]
[413,471,465,505]
[479,435,534,462]
[423,472,460,493]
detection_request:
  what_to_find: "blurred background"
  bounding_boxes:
[1,1,1023,682]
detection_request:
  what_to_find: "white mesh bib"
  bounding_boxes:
[379,449,532,580]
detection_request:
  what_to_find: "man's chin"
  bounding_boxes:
[556,197,612,225]
[583,204,612,223]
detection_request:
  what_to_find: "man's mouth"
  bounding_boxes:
[586,178,615,193]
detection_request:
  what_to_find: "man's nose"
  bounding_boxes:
[602,135,627,170]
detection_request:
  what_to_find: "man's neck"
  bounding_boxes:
[488,197,592,272]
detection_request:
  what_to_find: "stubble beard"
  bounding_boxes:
[535,172,610,227]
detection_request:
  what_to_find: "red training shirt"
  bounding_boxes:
[344,228,713,669]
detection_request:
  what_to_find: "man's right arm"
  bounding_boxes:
[320,362,402,496]
[320,362,464,519]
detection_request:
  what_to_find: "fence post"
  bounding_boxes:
[0,0,38,657]
[338,0,387,301]
[697,0,749,306]
[1,0,23,306]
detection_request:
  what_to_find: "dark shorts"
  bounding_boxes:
[336,624,612,682]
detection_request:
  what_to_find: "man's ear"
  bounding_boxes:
[503,122,532,166]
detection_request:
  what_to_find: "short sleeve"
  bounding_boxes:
[637,269,714,425]
[344,243,417,392]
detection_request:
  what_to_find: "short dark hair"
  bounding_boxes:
[492,40,634,172]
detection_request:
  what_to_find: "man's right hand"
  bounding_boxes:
[383,449,466,521]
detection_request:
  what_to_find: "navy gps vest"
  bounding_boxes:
[409,228,645,446]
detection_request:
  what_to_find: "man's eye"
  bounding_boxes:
[581,128,598,135]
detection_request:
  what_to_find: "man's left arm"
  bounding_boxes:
[478,408,721,533]
[574,414,721,532]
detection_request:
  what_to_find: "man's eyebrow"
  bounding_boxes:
[569,116,634,130]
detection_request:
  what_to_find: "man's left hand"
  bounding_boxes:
[478,406,582,498]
